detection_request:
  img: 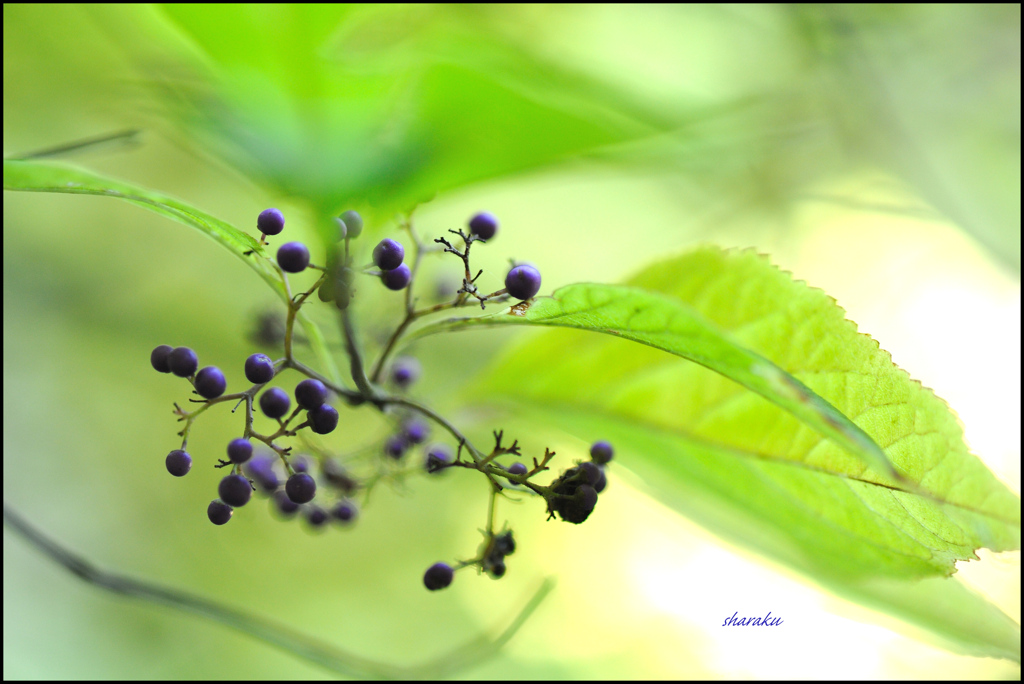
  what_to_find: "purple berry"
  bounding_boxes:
[227,438,253,464]
[218,474,253,508]
[435,275,458,300]
[322,459,358,493]
[244,353,275,384]
[507,462,528,477]
[493,530,515,556]
[295,379,328,410]
[331,499,358,524]
[593,466,607,493]
[151,345,174,373]
[576,484,598,509]
[505,265,541,301]
[194,366,227,399]
[308,403,339,434]
[391,356,421,388]
[304,505,330,528]
[384,434,408,460]
[259,387,291,419]
[423,562,454,591]
[277,241,310,273]
[251,312,286,347]
[425,444,452,474]
[381,263,411,291]
[257,208,285,236]
[579,461,602,487]
[468,211,499,240]
[403,419,429,444]
[372,238,405,271]
[207,500,233,525]
[245,455,280,493]
[165,449,192,477]
[285,472,316,504]
[168,347,198,377]
[272,489,299,516]
[590,440,613,465]
[558,484,597,524]
[291,454,311,473]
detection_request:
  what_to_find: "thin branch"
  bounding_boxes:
[8,129,142,160]
[341,308,377,399]
[3,501,554,680]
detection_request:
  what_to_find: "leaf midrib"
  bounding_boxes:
[494,397,958,566]
[491,394,1019,530]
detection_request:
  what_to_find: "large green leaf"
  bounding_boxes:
[73,6,1021,272]
[485,403,1020,662]
[461,246,1019,658]
[2,158,339,383]
[84,4,670,225]
[414,281,904,483]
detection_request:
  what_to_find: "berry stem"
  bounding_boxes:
[378,396,511,493]
[369,223,507,382]
[243,395,254,439]
[294,271,328,306]
[485,485,499,537]
[340,308,377,400]
[5,502,558,678]
[174,393,244,447]
[401,217,422,317]
[280,267,296,361]
[369,216,423,383]
[278,266,329,361]
[382,397,481,462]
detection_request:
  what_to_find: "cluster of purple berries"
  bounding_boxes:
[151,345,226,399]
[380,357,455,469]
[468,211,542,300]
[151,205,582,593]
[547,441,613,524]
[152,342,463,531]
[259,207,392,308]
[373,237,410,291]
[246,453,360,530]
[422,440,613,592]
[265,206,541,303]
[153,343,359,526]
[257,208,310,274]
[481,530,516,579]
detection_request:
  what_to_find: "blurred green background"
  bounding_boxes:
[4,4,1019,679]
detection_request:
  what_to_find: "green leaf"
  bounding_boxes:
[414,283,901,482]
[831,573,1022,663]
[482,403,1020,661]
[462,246,1019,658]
[84,5,671,222]
[2,158,339,383]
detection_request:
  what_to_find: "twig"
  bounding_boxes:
[3,501,555,680]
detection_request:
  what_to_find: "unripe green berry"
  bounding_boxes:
[339,210,363,239]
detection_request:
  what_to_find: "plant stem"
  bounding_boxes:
[382,396,481,461]
[341,308,376,400]
[2,501,554,679]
